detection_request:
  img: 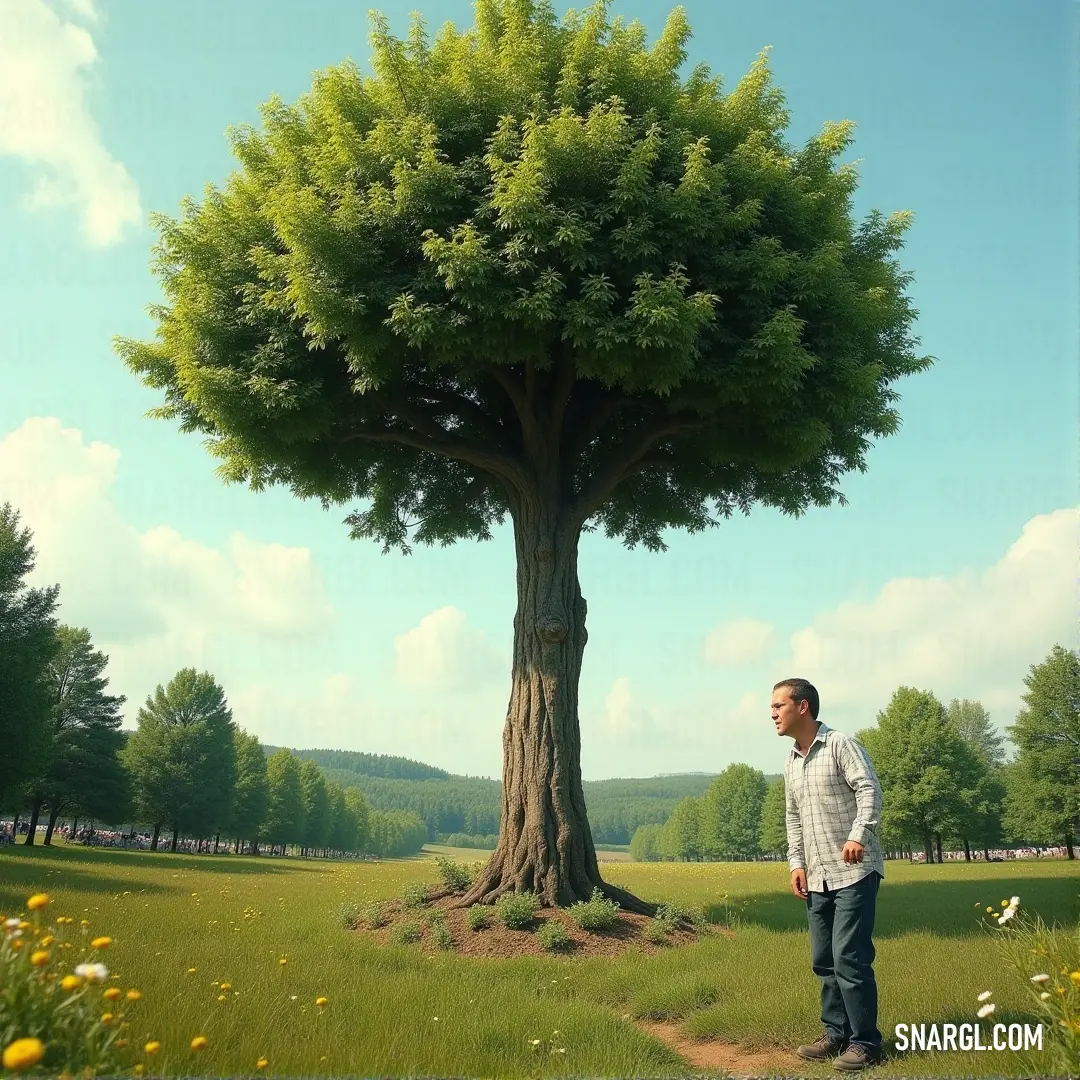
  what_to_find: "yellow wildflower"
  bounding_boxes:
[1070,971,1080,987]
[279,957,287,965]
[90,937,112,949]
[103,987,122,1001]
[10,939,24,950]
[114,1039,128,1049]
[219,982,232,991]
[100,1013,115,1026]
[26,894,49,911]
[39,935,54,947]
[217,995,226,1002]
[190,1035,208,1051]
[144,1041,160,1055]
[256,1058,269,1069]
[187,967,197,974]
[61,975,82,991]
[17,921,30,931]
[80,920,89,927]
[29,951,49,968]
[316,996,329,1007]
[3,1038,45,1071]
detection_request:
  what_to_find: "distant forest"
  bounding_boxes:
[262,745,735,844]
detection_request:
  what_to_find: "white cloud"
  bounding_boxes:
[0,417,334,707]
[703,617,775,667]
[0,0,140,244]
[394,606,507,692]
[603,677,648,742]
[786,507,1078,722]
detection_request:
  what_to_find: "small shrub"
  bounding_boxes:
[388,920,422,945]
[643,918,672,944]
[536,920,572,952]
[655,903,705,930]
[339,901,362,929]
[433,856,472,892]
[363,901,392,929]
[402,882,430,908]
[466,904,490,931]
[496,891,540,930]
[569,888,620,931]
[427,913,455,950]
[467,860,486,883]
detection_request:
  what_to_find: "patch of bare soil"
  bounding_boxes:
[359,892,730,959]
[637,1019,801,1077]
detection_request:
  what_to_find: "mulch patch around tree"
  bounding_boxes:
[357,891,729,959]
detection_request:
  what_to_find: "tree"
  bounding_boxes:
[299,758,332,855]
[23,626,129,846]
[658,796,702,861]
[0,504,59,805]
[629,821,663,861]
[122,668,237,852]
[117,1,932,907]
[946,698,1005,767]
[343,786,371,853]
[700,763,767,860]
[1005,645,1080,858]
[263,750,306,852]
[231,730,270,854]
[858,687,975,862]
[758,777,787,858]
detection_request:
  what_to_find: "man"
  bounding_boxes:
[774,677,885,1071]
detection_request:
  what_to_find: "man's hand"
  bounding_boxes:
[842,840,865,865]
[790,868,807,899]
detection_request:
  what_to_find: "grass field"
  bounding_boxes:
[1,842,1076,1077]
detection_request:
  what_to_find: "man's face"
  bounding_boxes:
[771,686,805,737]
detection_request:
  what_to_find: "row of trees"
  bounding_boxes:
[631,646,1080,862]
[0,504,426,859]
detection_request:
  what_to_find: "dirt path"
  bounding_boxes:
[637,1019,806,1077]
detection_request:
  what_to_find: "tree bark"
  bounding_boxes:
[170,826,179,853]
[23,799,41,846]
[983,847,990,862]
[457,500,654,913]
[214,833,220,854]
[935,834,943,863]
[1065,836,1075,860]
[151,822,161,851]
[923,834,934,863]
[44,807,60,846]
[963,838,971,862]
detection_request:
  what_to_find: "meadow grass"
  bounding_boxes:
[1,842,1076,1077]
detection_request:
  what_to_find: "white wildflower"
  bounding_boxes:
[977,991,992,1002]
[1009,896,1019,907]
[1030,973,1050,983]
[977,1003,996,1019]
[4,918,19,929]
[1040,992,1051,1000]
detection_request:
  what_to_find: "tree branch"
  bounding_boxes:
[489,364,544,467]
[339,416,528,490]
[569,416,711,530]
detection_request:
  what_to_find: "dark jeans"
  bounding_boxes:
[806,871,881,1051]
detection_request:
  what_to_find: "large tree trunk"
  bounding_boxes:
[150,822,161,851]
[458,505,654,914]
[44,807,60,846]
[23,799,41,846]
[923,834,934,863]
[963,838,971,862]
[935,834,944,863]
[170,826,179,853]
[1065,835,1075,860]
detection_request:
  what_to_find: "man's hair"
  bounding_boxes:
[773,678,820,720]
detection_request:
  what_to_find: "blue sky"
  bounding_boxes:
[1,0,1075,780]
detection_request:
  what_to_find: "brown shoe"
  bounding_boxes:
[796,1033,847,1060]
[833,1043,881,1070]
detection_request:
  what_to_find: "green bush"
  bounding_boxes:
[655,902,705,930]
[643,917,672,944]
[466,904,490,931]
[388,920,422,945]
[496,891,540,930]
[569,888,620,931]
[536,920,572,952]
[433,856,472,892]
[339,901,362,929]
[402,882,430,908]
[427,913,455,950]
[363,901,392,929]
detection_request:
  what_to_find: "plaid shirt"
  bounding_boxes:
[784,722,884,892]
